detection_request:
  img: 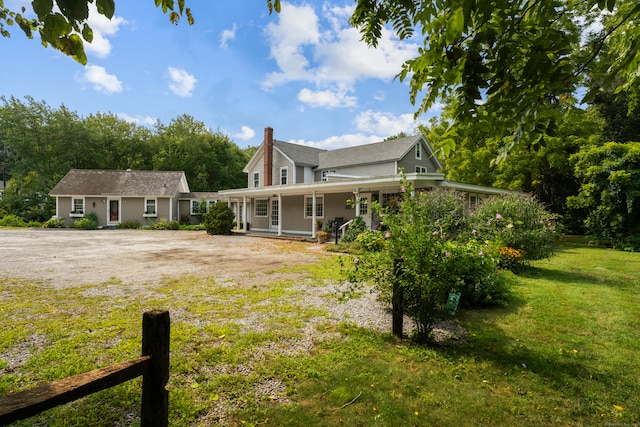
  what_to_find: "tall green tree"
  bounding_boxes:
[568,142,640,249]
[422,105,604,233]
[348,0,640,155]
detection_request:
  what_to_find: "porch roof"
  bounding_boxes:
[219,173,512,200]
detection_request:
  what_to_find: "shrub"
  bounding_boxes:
[354,230,387,252]
[341,216,367,242]
[343,176,507,342]
[153,218,180,230]
[467,193,557,262]
[71,212,98,229]
[0,214,28,227]
[117,220,141,229]
[43,217,66,228]
[203,201,234,235]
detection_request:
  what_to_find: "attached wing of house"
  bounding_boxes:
[50,169,192,227]
[220,127,508,238]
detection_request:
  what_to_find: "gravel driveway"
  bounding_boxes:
[0,229,322,288]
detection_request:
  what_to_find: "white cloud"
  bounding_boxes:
[84,2,127,58]
[233,126,256,140]
[79,65,123,94]
[355,110,417,136]
[117,113,156,127]
[262,1,418,103]
[297,87,357,108]
[167,67,197,97]
[220,24,237,49]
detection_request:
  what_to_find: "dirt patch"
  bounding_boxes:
[0,229,321,288]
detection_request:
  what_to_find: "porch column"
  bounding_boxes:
[277,193,282,236]
[242,196,247,232]
[311,190,317,238]
[169,198,173,222]
[355,189,361,217]
[235,200,241,231]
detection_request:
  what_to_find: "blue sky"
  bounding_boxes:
[0,1,442,149]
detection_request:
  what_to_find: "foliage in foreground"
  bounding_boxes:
[344,177,556,341]
[0,241,638,426]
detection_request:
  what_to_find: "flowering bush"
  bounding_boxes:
[342,175,511,342]
[499,246,525,272]
[467,193,557,262]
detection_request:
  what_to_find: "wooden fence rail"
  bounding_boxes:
[0,310,170,427]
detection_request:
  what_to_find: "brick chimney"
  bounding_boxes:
[264,127,274,187]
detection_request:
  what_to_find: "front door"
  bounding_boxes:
[109,200,120,223]
[359,193,372,228]
[270,199,279,231]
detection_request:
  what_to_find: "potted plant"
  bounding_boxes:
[315,220,323,231]
[316,230,329,244]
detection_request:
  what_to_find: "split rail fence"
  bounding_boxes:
[0,310,170,427]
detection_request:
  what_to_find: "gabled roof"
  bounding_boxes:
[273,140,325,167]
[243,139,325,172]
[50,169,190,196]
[317,135,441,170]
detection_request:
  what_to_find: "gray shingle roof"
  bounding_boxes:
[274,140,325,167]
[317,135,423,169]
[50,169,188,196]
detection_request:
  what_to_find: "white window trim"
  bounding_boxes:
[70,197,85,217]
[253,171,260,188]
[415,143,422,160]
[304,195,324,219]
[190,200,202,215]
[255,199,268,217]
[280,166,288,185]
[144,198,157,217]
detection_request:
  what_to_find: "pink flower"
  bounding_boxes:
[433,231,439,236]
[472,229,478,237]
[401,187,407,192]
[496,213,503,220]
[354,258,359,264]
[445,251,451,257]
[385,231,391,238]
[479,251,485,256]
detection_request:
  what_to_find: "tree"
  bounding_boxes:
[422,105,604,233]
[347,0,640,154]
[568,142,640,249]
[0,0,193,64]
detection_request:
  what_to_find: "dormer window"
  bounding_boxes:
[253,172,260,188]
[415,143,422,160]
[280,167,288,185]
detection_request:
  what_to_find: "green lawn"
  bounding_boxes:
[1,240,639,426]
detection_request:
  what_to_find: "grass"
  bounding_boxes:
[1,241,639,426]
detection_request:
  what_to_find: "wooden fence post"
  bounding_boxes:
[392,258,404,338]
[141,310,170,427]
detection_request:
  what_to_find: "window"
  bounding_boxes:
[321,170,337,181]
[415,166,427,173]
[71,198,84,215]
[207,200,216,211]
[305,196,324,218]
[469,194,478,210]
[255,199,268,217]
[253,172,260,188]
[280,167,288,185]
[415,143,422,160]
[190,200,201,215]
[144,198,157,216]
